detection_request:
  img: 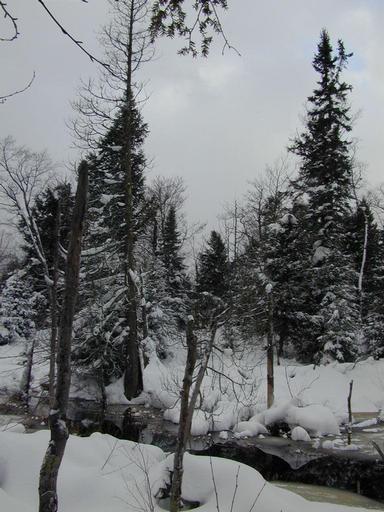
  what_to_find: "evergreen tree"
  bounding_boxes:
[19,182,74,298]
[197,230,228,298]
[0,271,43,345]
[288,29,360,363]
[74,103,149,390]
[162,205,185,292]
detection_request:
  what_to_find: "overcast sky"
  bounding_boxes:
[1,0,384,231]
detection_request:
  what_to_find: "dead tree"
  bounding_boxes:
[38,161,88,512]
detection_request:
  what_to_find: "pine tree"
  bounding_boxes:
[0,271,43,345]
[74,103,149,392]
[19,182,74,299]
[197,231,228,299]
[162,205,185,292]
[288,29,360,363]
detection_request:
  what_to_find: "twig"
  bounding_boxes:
[372,440,384,461]
[209,456,220,512]
[230,465,240,512]
[0,1,19,41]
[248,481,266,512]
[36,0,112,73]
[0,72,35,104]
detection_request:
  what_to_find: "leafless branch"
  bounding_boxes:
[0,1,19,41]
[0,72,35,104]
[36,0,112,73]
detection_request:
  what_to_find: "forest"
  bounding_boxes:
[1,1,384,512]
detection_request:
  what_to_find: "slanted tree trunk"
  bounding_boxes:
[170,319,218,511]
[358,213,369,321]
[38,161,88,512]
[169,317,197,512]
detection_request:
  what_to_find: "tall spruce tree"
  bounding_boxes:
[288,29,360,363]
[197,230,228,298]
[162,205,185,292]
[74,102,149,396]
[72,0,155,399]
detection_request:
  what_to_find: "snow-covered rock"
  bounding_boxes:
[234,419,269,437]
[291,426,311,442]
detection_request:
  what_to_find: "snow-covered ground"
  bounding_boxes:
[133,347,384,437]
[0,430,382,512]
[2,340,384,439]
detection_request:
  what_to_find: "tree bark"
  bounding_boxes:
[122,0,143,399]
[169,317,197,512]
[20,335,36,408]
[267,288,274,408]
[38,161,88,512]
[347,379,353,445]
[169,320,217,511]
[49,198,61,407]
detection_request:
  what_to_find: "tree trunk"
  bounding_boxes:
[140,269,149,368]
[358,213,369,320]
[122,0,143,399]
[169,320,217,511]
[347,379,353,445]
[169,318,197,512]
[267,289,274,408]
[20,336,36,409]
[49,198,61,407]
[38,161,88,512]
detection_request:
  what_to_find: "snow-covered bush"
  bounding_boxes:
[0,271,43,346]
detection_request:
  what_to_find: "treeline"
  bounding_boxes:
[1,27,384,404]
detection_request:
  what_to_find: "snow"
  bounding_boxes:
[354,418,377,428]
[2,341,384,439]
[0,430,380,512]
[291,426,311,441]
[234,419,269,437]
[105,376,130,405]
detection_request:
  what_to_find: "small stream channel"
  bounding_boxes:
[3,398,384,510]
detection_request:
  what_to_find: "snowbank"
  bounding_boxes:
[0,430,379,512]
[1,341,384,440]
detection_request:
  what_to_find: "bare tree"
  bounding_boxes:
[169,305,227,511]
[0,137,61,404]
[38,160,88,512]
[0,229,10,272]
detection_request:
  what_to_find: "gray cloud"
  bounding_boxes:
[1,0,383,229]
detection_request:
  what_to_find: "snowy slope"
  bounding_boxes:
[0,430,381,512]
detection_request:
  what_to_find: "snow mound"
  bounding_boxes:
[164,406,211,436]
[260,400,340,437]
[234,419,268,437]
[291,426,311,442]
[0,430,378,512]
[0,422,25,433]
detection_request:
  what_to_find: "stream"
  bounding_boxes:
[274,482,384,510]
[2,398,384,510]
